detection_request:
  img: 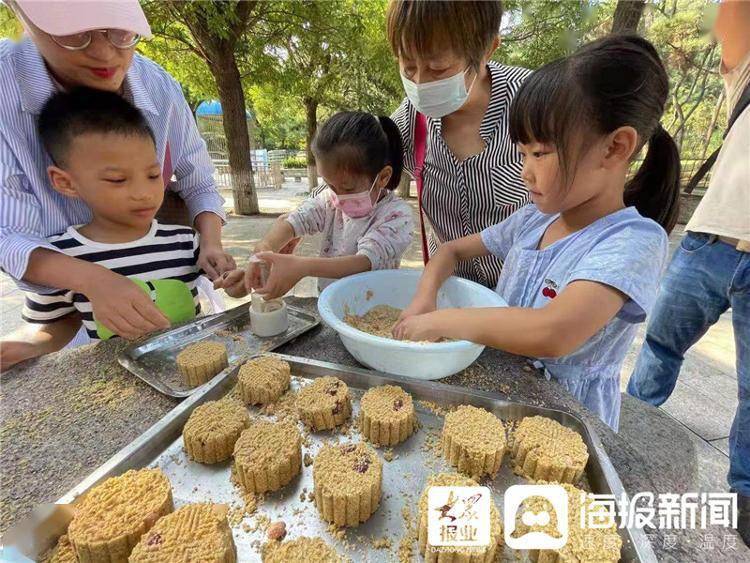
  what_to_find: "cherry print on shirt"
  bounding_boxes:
[542,279,559,299]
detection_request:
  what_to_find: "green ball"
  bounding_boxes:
[95,278,197,340]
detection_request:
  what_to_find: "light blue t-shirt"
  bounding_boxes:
[481,204,668,430]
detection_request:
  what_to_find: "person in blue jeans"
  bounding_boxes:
[627,0,750,548]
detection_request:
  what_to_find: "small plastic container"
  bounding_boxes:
[248,254,289,337]
[250,298,289,337]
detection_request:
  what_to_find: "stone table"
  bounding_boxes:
[1,298,746,561]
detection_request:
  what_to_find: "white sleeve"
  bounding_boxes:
[356,200,415,270]
[286,191,330,237]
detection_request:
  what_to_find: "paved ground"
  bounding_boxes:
[0,180,739,492]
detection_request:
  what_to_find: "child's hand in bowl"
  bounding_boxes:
[392,312,442,342]
[395,296,437,325]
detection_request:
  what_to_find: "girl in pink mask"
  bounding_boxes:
[217,112,414,299]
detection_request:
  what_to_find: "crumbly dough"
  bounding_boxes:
[129,503,236,562]
[39,535,76,563]
[183,399,250,464]
[359,385,417,446]
[176,341,228,386]
[511,416,589,484]
[313,442,382,527]
[442,405,506,478]
[344,304,402,338]
[296,376,352,431]
[262,537,343,562]
[233,420,302,494]
[237,356,291,405]
[67,469,173,563]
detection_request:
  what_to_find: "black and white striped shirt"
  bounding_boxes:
[23,221,202,340]
[393,61,532,288]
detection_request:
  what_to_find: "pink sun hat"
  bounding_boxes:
[13,0,152,39]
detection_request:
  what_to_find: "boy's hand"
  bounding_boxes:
[84,270,170,340]
[392,311,443,342]
[252,252,308,300]
[214,269,248,298]
[198,244,236,281]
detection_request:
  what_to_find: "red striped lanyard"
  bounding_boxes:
[414,112,429,265]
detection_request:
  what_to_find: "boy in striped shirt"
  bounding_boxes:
[2,88,220,369]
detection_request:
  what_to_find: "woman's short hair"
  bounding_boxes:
[386,0,503,70]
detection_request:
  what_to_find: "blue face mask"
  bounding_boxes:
[400,66,478,118]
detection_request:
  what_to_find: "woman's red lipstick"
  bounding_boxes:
[90,67,116,79]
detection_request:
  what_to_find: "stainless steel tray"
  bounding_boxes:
[118,303,320,397]
[3,354,657,562]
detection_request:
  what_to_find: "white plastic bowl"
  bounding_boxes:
[318,269,507,380]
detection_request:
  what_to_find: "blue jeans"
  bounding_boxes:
[627,232,750,496]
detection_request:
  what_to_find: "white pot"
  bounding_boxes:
[318,269,507,380]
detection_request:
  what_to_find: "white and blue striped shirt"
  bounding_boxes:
[0,38,225,292]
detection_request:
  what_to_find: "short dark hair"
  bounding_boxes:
[38,87,156,166]
[386,0,503,70]
[312,111,404,191]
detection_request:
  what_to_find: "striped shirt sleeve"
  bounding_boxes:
[0,136,59,285]
[166,76,226,224]
[22,288,76,324]
[391,97,416,178]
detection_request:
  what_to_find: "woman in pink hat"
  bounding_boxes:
[1,0,233,341]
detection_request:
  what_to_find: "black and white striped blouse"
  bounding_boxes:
[22,221,202,340]
[393,61,532,288]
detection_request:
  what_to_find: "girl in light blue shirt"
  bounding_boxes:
[394,35,680,430]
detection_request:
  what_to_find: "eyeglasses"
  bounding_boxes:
[50,29,141,51]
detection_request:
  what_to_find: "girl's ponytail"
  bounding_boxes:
[624,125,681,234]
[378,115,404,190]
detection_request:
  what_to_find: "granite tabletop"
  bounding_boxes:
[0,298,745,561]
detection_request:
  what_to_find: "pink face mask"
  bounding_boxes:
[330,176,381,218]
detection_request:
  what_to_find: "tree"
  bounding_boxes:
[498,1,599,69]
[258,0,402,190]
[143,1,261,215]
[644,1,724,155]
[612,0,646,34]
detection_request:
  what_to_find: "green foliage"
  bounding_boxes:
[0,4,22,40]
[247,0,402,148]
[4,0,722,165]
[498,0,601,69]
[282,156,307,169]
[247,84,307,150]
[642,0,724,156]
[497,0,724,162]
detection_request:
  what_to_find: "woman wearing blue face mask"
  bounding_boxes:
[216,112,414,299]
[388,0,531,288]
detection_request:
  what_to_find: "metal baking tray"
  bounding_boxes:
[118,303,320,397]
[2,354,657,562]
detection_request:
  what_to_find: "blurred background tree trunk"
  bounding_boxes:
[612,0,646,33]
